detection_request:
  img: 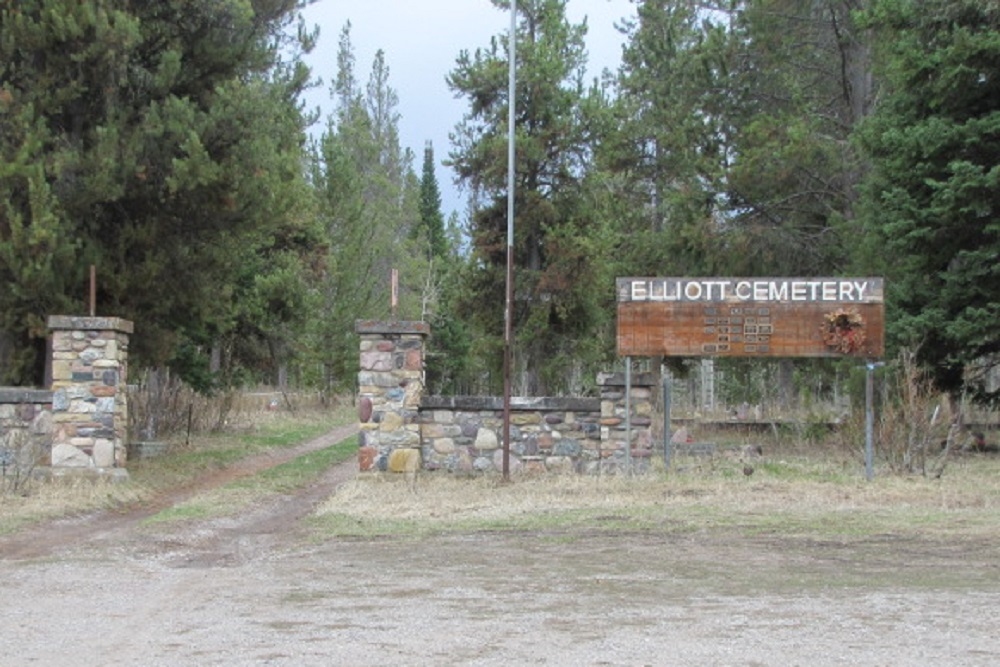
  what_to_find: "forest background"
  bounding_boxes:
[1,0,998,412]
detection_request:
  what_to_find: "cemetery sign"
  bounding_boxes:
[616,277,884,358]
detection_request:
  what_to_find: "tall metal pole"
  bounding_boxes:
[502,0,516,481]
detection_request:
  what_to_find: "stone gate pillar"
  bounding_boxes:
[598,371,657,471]
[355,320,428,472]
[47,315,133,470]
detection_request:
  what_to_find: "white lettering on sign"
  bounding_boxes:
[618,278,882,303]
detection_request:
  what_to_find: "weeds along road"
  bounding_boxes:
[1,425,999,666]
[0,423,359,562]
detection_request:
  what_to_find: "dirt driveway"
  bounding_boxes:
[1,428,997,666]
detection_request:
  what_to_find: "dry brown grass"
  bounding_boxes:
[0,476,147,533]
[316,449,1000,540]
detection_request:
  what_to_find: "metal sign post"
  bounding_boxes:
[662,367,673,470]
[625,357,632,475]
[864,361,884,481]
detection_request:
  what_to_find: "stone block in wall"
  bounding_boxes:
[545,456,575,474]
[92,439,116,467]
[360,351,394,372]
[31,409,52,435]
[403,382,423,408]
[423,423,461,439]
[522,457,546,475]
[359,446,377,471]
[359,397,373,423]
[376,430,420,448]
[432,438,456,454]
[51,443,91,467]
[379,412,404,432]
[48,315,135,335]
[432,410,454,424]
[404,348,423,371]
[553,439,582,457]
[513,412,541,426]
[357,371,402,389]
[491,449,521,473]
[388,448,421,473]
[474,428,499,451]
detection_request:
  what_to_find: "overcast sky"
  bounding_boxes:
[298,0,635,217]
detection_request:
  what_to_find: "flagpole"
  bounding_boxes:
[502,0,516,481]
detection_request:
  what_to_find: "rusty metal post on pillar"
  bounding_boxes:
[89,265,96,316]
[390,268,398,320]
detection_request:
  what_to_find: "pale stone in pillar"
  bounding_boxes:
[92,439,116,467]
[380,411,404,432]
[388,448,421,473]
[51,444,91,467]
[403,382,423,408]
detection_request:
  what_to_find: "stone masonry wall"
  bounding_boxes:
[354,320,658,475]
[0,389,53,477]
[419,373,657,474]
[48,316,133,469]
[419,396,600,474]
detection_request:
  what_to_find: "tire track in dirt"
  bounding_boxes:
[0,424,358,562]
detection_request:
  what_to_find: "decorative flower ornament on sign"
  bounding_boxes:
[821,307,867,354]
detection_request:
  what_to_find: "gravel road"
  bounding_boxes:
[1,427,997,666]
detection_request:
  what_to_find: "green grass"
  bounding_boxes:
[143,436,358,525]
[231,436,357,492]
[127,418,334,492]
[239,422,334,449]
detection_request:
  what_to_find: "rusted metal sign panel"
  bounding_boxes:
[616,277,885,358]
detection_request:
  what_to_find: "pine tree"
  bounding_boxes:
[857,0,1000,397]
[0,0,318,385]
[447,0,611,394]
[309,25,423,392]
[609,0,736,276]
[417,142,448,261]
[608,0,873,278]
[726,0,874,274]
